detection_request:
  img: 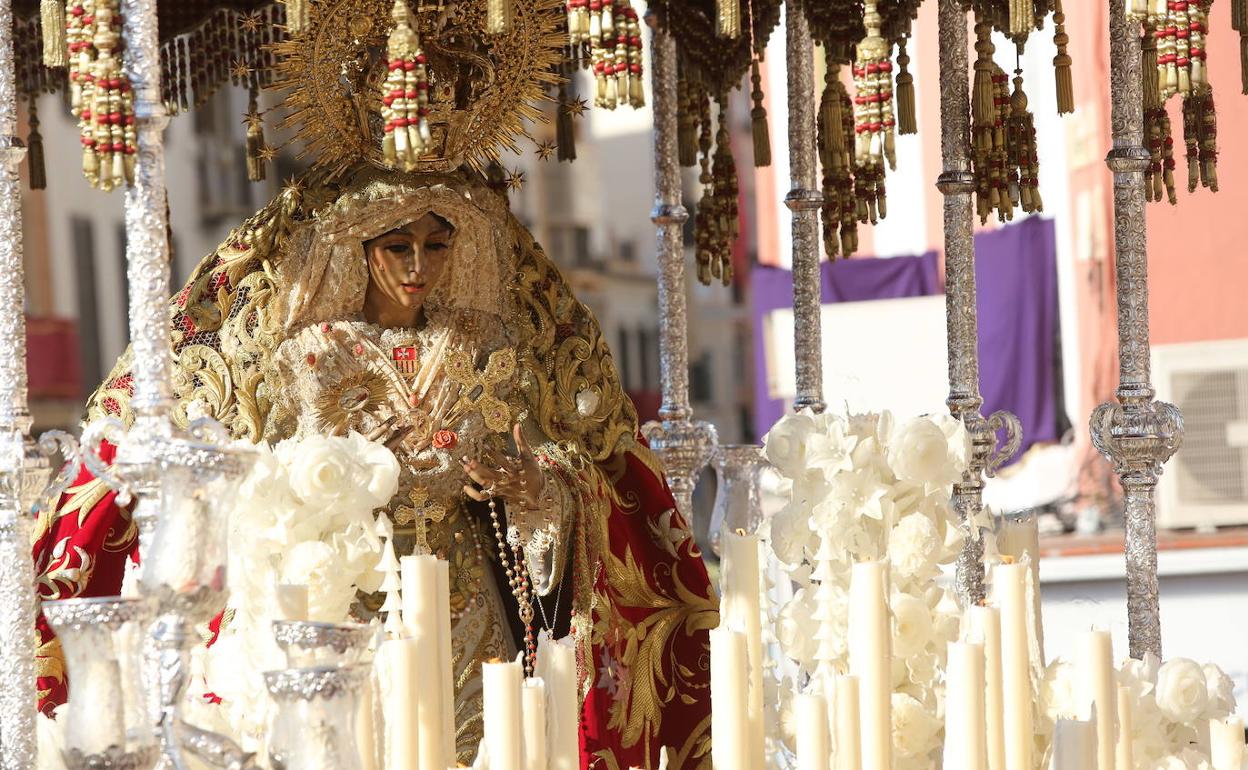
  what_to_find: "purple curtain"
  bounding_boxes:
[750,217,1064,458]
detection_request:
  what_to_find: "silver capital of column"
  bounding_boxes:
[935,0,1022,607]
[785,0,825,414]
[643,10,716,518]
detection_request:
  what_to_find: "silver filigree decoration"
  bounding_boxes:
[263,665,370,702]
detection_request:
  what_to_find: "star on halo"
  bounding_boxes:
[566,98,588,118]
[243,111,265,131]
[257,145,278,163]
[240,12,263,33]
[230,59,252,81]
[535,140,556,161]
[504,169,526,191]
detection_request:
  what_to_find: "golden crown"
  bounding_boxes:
[271,0,566,179]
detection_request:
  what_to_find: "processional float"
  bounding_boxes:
[0,0,1241,766]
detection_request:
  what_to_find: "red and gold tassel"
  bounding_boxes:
[380,0,431,171]
[41,0,67,68]
[851,0,894,222]
[1007,69,1042,214]
[67,0,95,117]
[1142,32,1177,204]
[566,0,590,46]
[84,2,135,191]
[623,7,644,107]
[1196,90,1218,191]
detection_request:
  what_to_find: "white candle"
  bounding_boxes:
[710,627,749,770]
[1050,719,1096,770]
[483,659,524,770]
[832,675,861,770]
[402,555,448,770]
[1114,686,1133,770]
[944,642,987,770]
[848,561,890,770]
[536,633,579,770]
[274,583,309,620]
[794,693,831,770]
[719,531,765,770]
[522,678,548,770]
[380,638,421,770]
[996,516,1044,663]
[1210,716,1245,770]
[65,659,125,754]
[1075,630,1116,770]
[436,559,455,764]
[966,605,1005,770]
[357,667,380,770]
[995,562,1033,770]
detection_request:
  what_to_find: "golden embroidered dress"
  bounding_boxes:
[33,169,718,770]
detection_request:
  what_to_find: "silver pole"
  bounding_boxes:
[1090,0,1182,661]
[643,9,716,521]
[784,0,825,414]
[934,0,1021,607]
[0,0,50,765]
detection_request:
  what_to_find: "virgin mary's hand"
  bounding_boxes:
[461,424,545,508]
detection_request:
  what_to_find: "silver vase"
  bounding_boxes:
[264,665,370,770]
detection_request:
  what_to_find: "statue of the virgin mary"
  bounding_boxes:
[29,2,716,768]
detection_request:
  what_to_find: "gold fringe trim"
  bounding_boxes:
[716,0,741,39]
[285,0,310,34]
[41,0,67,68]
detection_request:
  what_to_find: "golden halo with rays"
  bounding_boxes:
[270,0,565,180]
[314,369,394,434]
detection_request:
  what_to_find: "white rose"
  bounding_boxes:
[932,412,972,473]
[764,412,818,478]
[280,540,346,620]
[891,593,933,658]
[1041,660,1079,720]
[286,436,356,506]
[1201,663,1236,718]
[1176,747,1212,770]
[768,501,813,566]
[888,513,942,581]
[777,590,818,668]
[1154,658,1209,724]
[1119,652,1160,698]
[891,692,941,758]
[888,417,959,487]
[340,432,401,508]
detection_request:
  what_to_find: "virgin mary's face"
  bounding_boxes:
[363,213,454,318]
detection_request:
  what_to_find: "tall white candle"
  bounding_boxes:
[995,562,1033,770]
[435,559,455,764]
[1075,630,1116,770]
[357,667,380,770]
[794,693,831,770]
[380,638,420,770]
[996,516,1044,663]
[536,633,579,770]
[966,605,1005,770]
[522,678,548,770]
[720,531,765,770]
[832,675,861,770]
[1051,719,1096,770]
[710,627,749,770]
[1114,686,1133,770]
[483,659,524,770]
[848,561,890,770]
[274,583,309,621]
[1210,716,1245,770]
[401,555,447,770]
[944,642,987,770]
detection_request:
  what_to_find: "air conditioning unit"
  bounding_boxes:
[1153,339,1248,529]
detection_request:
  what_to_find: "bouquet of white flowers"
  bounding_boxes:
[762,409,975,770]
[193,432,400,749]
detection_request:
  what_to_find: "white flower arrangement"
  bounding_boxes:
[761,408,974,770]
[1039,653,1238,769]
[193,432,400,749]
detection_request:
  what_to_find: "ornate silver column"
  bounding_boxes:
[642,9,717,521]
[116,0,175,550]
[934,0,1021,607]
[0,1,52,766]
[1090,0,1182,661]
[784,0,825,414]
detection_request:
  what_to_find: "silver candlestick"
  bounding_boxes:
[934,0,1022,607]
[1089,0,1182,661]
[642,8,717,520]
[784,0,825,415]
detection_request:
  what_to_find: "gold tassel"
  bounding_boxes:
[41,0,67,68]
[486,0,513,35]
[716,0,741,38]
[1009,0,1031,39]
[285,0,310,33]
[1182,95,1199,192]
[677,76,700,167]
[557,84,577,162]
[1234,0,1248,94]
[245,83,267,182]
[750,58,770,167]
[1052,0,1074,114]
[27,98,46,190]
[895,37,916,134]
[972,21,998,127]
